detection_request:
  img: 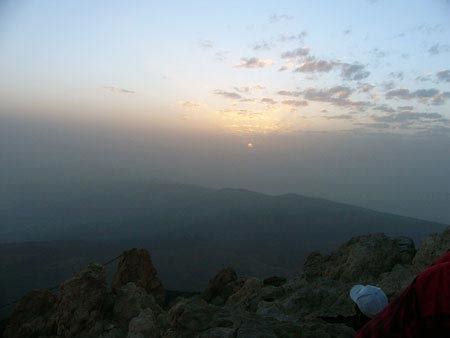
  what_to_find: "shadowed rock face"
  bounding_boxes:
[202,267,244,305]
[303,233,416,283]
[3,290,57,338]
[112,248,165,305]
[3,227,449,338]
[56,263,111,338]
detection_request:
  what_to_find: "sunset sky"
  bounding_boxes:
[1,0,450,137]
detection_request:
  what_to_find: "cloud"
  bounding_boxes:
[277,31,307,42]
[253,42,271,51]
[293,58,370,80]
[102,86,135,94]
[234,85,265,93]
[214,51,229,61]
[179,101,200,109]
[415,74,432,82]
[269,13,294,22]
[358,83,375,92]
[323,114,353,120]
[302,86,369,109]
[261,98,277,105]
[198,39,214,49]
[386,88,450,105]
[281,47,310,59]
[355,122,391,129]
[214,90,242,100]
[369,48,387,59]
[372,112,445,124]
[397,105,414,111]
[295,58,340,73]
[281,100,308,107]
[340,63,370,80]
[428,43,450,55]
[235,57,274,68]
[437,70,450,82]
[277,90,302,97]
[373,104,396,113]
[389,71,404,80]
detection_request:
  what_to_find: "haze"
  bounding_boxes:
[1,0,450,224]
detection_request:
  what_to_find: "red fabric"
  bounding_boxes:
[355,251,450,338]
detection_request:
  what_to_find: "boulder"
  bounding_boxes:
[303,233,416,283]
[113,282,162,324]
[413,227,450,270]
[112,249,165,305]
[263,276,287,287]
[202,267,242,305]
[56,262,111,338]
[377,264,416,298]
[127,308,159,338]
[167,297,219,332]
[226,278,263,311]
[3,290,57,338]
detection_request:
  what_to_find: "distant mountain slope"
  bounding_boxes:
[1,181,446,244]
[0,181,447,309]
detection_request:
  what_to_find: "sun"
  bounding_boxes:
[247,142,254,148]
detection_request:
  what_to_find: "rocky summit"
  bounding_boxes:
[3,227,449,338]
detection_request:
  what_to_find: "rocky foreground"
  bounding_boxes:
[3,227,449,338]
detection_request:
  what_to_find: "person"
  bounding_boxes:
[350,284,389,319]
[319,285,387,331]
[355,251,450,337]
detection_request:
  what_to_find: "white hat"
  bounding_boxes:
[350,284,388,318]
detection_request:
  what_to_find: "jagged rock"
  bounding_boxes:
[298,320,354,338]
[280,279,353,319]
[200,327,236,337]
[3,290,57,338]
[202,267,242,305]
[263,276,287,287]
[127,308,159,338]
[303,233,416,283]
[56,262,111,338]
[167,297,219,332]
[377,264,416,298]
[112,249,165,305]
[303,252,325,282]
[114,282,162,324]
[226,278,263,312]
[413,227,450,270]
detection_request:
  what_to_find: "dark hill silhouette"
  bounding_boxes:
[0,181,447,316]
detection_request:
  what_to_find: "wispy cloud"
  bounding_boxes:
[428,43,450,56]
[277,31,307,42]
[302,86,369,109]
[102,86,135,94]
[179,101,200,109]
[234,85,265,93]
[269,13,294,23]
[295,58,340,73]
[261,98,277,105]
[214,90,242,100]
[281,47,310,59]
[340,63,370,80]
[235,57,274,69]
[437,70,450,82]
[386,88,450,105]
[372,112,445,124]
[198,39,214,49]
[323,114,353,120]
[214,51,229,61]
[277,90,302,97]
[281,100,308,107]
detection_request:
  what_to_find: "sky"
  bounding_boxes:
[1,0,450,223]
